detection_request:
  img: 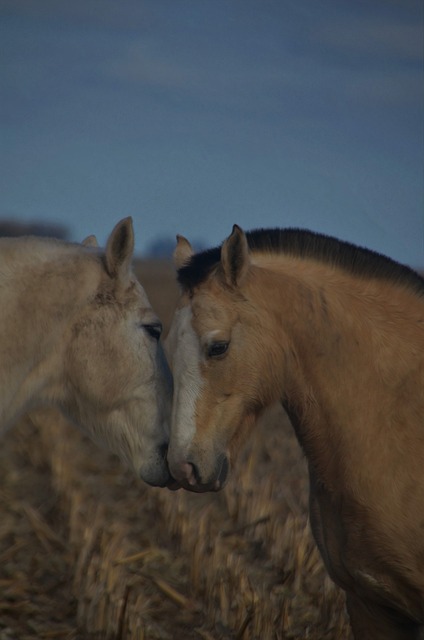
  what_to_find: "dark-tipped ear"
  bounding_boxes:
[82,234,98,247]
[220,224,249,287]
[174,235,194,270]
[105,217,134,283]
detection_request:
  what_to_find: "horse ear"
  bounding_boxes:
[82,234,98,247]
[174,235,194,269]
[220,224,249,287]
[105,217,134,282]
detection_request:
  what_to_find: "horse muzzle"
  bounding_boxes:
[168,453,229,493]
[139,443,178,488]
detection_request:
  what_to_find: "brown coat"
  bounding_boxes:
[167,225,424,639]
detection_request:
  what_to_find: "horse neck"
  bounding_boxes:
[0,242,97,429]
[248,257,424,491]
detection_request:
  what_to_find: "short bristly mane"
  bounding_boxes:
[177,228,424,296]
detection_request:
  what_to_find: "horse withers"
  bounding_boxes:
[165,225,424,639]
[0,217,172,487]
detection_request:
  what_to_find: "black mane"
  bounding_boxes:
[177,227,424,296]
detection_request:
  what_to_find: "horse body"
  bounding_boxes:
[0,218,172,487]
[166,226,424,639]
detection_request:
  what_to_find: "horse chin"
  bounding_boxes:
[166,479,183,491]
[178,477,228,493]
[139,465,175,489]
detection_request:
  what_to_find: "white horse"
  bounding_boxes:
[0,217,172,486]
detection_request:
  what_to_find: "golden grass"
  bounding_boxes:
[0,259,352,639]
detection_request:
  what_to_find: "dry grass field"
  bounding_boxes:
[0,259,352,640]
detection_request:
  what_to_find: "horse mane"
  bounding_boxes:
[177,228,424,296]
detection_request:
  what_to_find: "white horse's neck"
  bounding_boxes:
[0,237,99,432]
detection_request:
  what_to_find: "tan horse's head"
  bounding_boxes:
[60,218,173,487]
[166,226,284,492]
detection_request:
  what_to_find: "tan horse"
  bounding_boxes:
[165,225,424,639]
[0,217,172,487]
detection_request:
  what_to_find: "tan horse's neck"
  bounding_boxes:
[247,255,424,495]
[246,255,424,623]
[0,239,101,431]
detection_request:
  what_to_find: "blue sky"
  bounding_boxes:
[1,0,423,266]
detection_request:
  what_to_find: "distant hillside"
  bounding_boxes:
[0,219,69,239]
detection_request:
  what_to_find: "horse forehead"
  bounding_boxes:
[96,274,151,308]
[168,305,201,361]
[172,304,223,360]
[133,278,152,307]
[173,304,197,338]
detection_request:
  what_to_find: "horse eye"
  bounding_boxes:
[207,341,229,358]
[142,323,162,341]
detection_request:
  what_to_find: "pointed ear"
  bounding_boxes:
[174,234,194,269]
[220,224,249,287]
[105,217,134,283]
[82,234,98,247]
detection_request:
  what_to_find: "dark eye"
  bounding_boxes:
[142,323,162,341]
[207,341,229,358]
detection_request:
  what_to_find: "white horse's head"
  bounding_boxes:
[61,218,173,486]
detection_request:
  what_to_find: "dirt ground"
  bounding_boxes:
[0,259,352,640]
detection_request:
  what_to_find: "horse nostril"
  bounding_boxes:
[159,442,169,461]
[182,462,197,486]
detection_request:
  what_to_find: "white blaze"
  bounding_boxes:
[166,306,203,462]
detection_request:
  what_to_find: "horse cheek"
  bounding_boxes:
[67,320,119,406]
